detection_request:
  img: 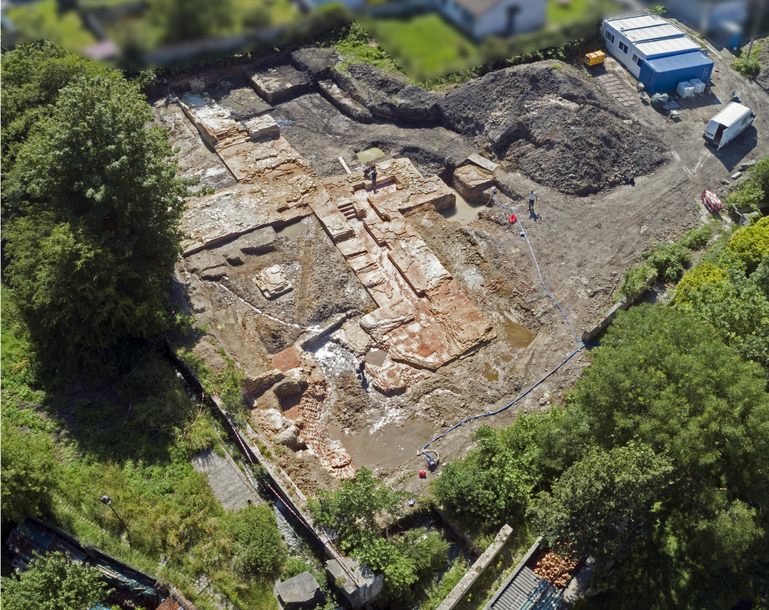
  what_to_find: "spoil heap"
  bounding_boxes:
[440,62,666,194]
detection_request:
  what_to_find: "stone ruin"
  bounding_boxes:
[159,77,495,483]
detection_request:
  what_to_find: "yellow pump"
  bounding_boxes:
[584,51,605,66]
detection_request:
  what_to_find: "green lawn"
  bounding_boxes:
[7,0,97,50]
[364,13,480,80]
[546,0,592,26]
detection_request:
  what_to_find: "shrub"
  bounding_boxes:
[231,504,285,580]
[620,262,657,300]
[728,217,769,274]
[643,241,691,282]
[432,416,543,527]
[733,52,762,79]
[679,225,713,250]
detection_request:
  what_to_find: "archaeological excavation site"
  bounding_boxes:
[146,35,768,608]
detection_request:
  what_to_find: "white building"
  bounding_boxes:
[601,14,699,77]
[436,0,546,40]
[306,0,546,41]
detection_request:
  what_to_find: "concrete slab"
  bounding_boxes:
[191,446,262,512]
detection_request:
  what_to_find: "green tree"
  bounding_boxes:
[543,305,769,609]
[529,444,675,567]
[147,0,234,43]
[675,254,769,370]
[1,421,58,524]
[1,42,112,221]
[4,70,189,354]
[432,414,543,527]
[1,551,111,610]
[230,504,285,579]
[308,468,415,599]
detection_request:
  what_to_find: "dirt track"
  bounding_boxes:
[157,29,768,498]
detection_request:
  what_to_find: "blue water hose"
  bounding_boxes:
[420,187,588,465]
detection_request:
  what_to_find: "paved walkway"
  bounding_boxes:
[594,71,638,107]
[192,446,263,512]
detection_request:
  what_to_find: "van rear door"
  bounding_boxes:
[705,119,719,143]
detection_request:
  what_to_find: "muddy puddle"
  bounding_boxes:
[483,311,533,382]
[328,417,435,471]
[310,341,439,471]
[439,186,487,225]
[276,219,308,239]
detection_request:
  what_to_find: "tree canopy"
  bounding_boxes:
[532,305,769,609]
[1,551,112,610]
[2,42,189,356]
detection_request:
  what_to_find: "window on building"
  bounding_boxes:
[619,42,629,54]
[636,56,643,66]
[632,53,638,62]
[605,31,615,43]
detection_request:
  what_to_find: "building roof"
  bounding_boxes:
[710,102,751,125]
[623,23,684,42]
[452,0,512,17]
[644,51,713,72]
[605,13,667,31]
[635,37,701,56]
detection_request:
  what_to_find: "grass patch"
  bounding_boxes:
[363,13,480,80]
[6,1,97,50]
[733,40,766,79]
[1,288,279,610]
[418,557,470,610]
[546,0,593,26]
[320,21,403,74]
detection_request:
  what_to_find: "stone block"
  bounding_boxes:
[247,64,312,104]
[229,226,277,256]
[318,79,374,123]
[453,163,495,202]
[388,238,451,296]
[185,249,226,274]
[276,572,325,610]
[243,369,284,398]
[244,114,280,141]
[254,265,293,299]
[200,265,229,281]
[467,153,499,173]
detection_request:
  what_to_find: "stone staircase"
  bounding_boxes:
[337,200,358,220]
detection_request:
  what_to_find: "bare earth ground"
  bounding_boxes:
[154,31,768,501]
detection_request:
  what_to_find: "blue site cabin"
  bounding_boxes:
[639,51,714,94]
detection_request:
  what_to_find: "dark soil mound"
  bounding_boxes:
[332,63,443,123]
[441,62,666,194]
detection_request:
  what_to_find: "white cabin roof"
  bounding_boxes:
[624,24,684,42]
[605,14,667,31]
[710,102,751,126]
[635,37,700,57]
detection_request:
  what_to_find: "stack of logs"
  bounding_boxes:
[532,551,580,589]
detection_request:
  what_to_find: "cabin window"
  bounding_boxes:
[742,116,749,125]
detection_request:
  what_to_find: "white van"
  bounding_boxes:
[704,102,756,150]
